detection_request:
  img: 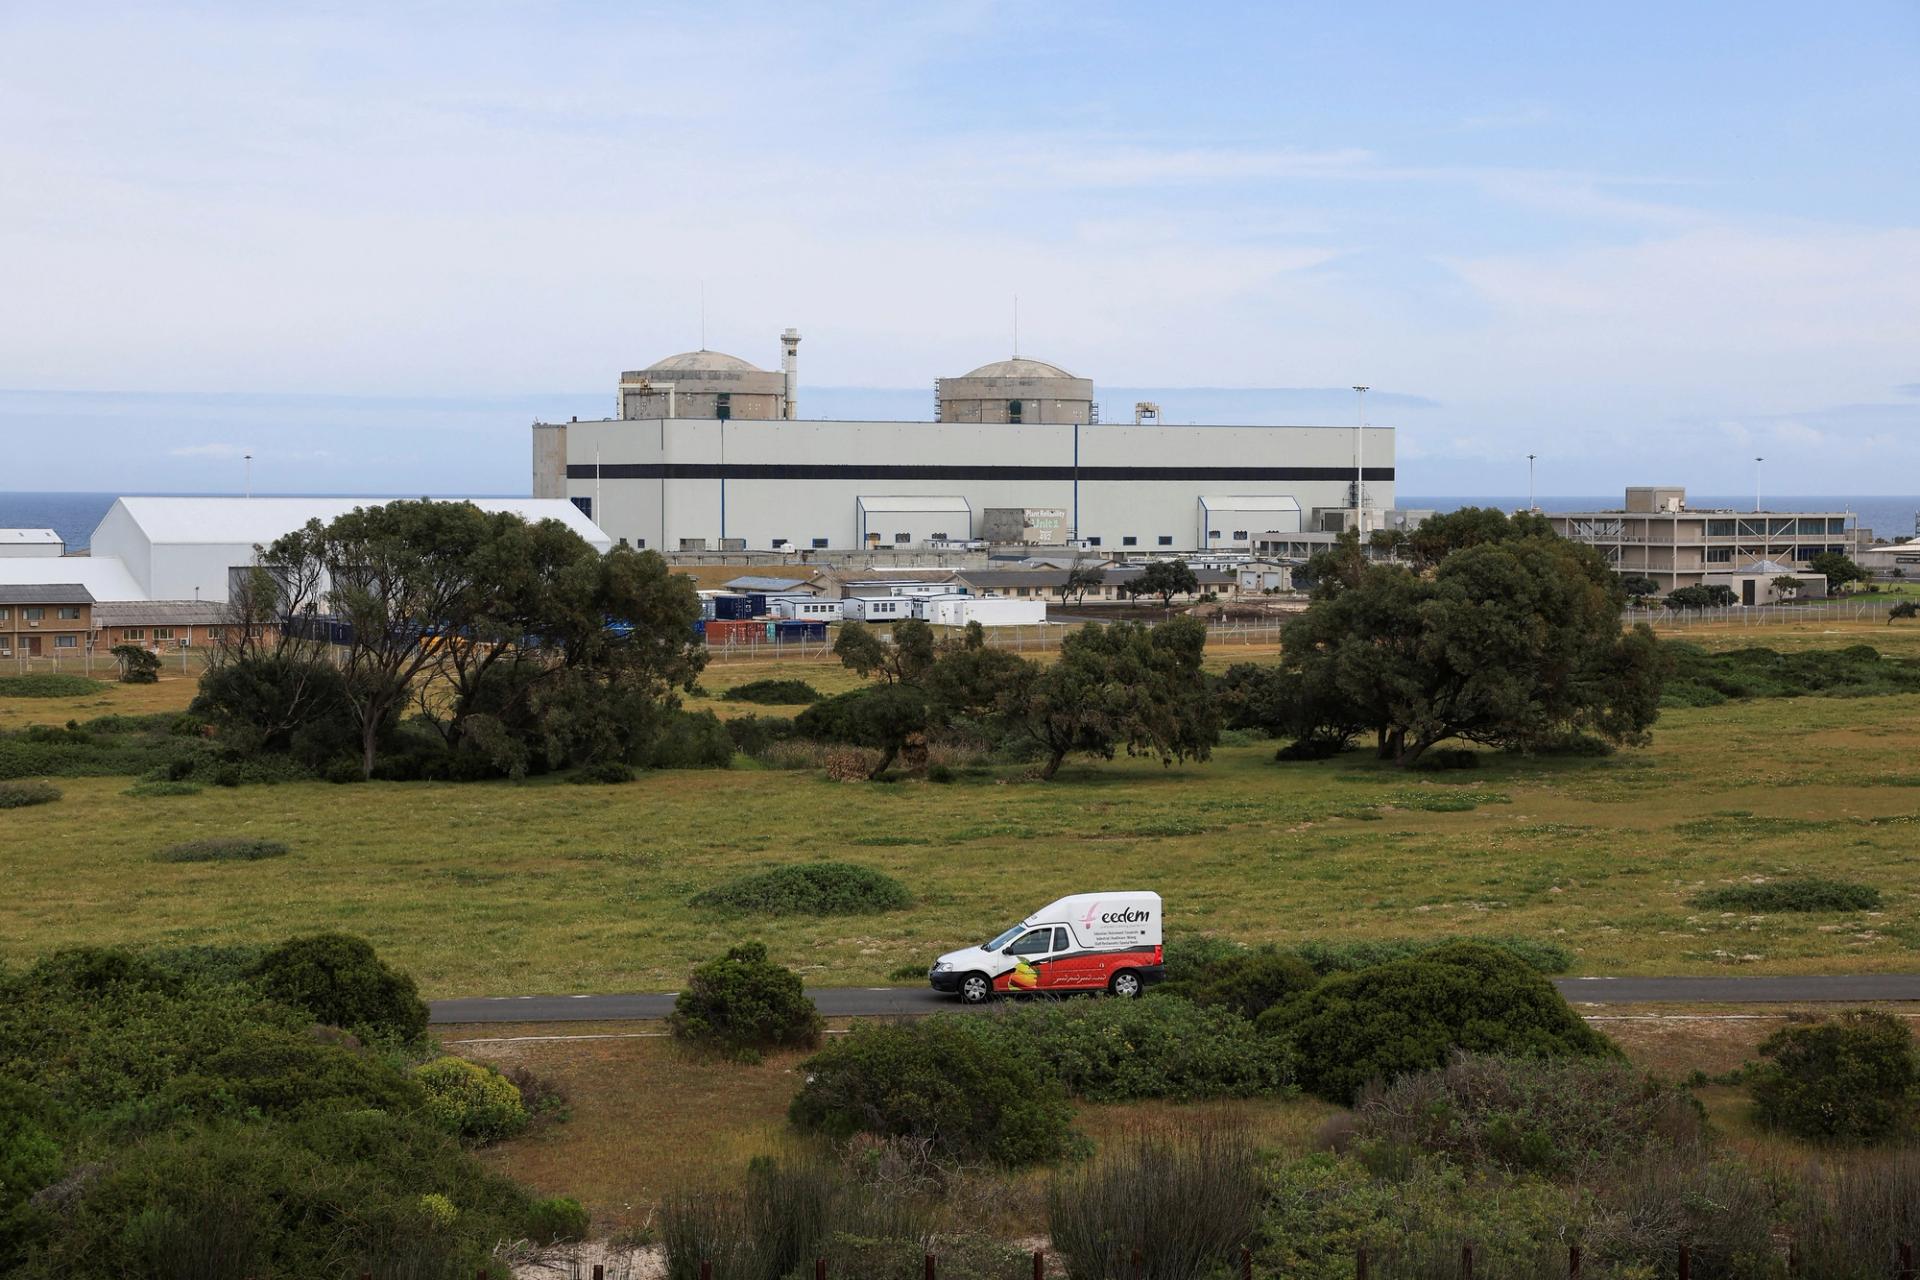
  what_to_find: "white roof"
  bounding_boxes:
[96,496,612,553]
[855,495,972,513]
[0,528,62,546]
[1197,495,1303,512]
[0,555,148,601]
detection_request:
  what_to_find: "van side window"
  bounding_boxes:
[1006,930,1053,956]
[1054,927,1072,952]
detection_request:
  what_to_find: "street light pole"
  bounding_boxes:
[1352,385,1369,535]
[1527,454,1537,512]
[243,453,252,499]
[1754,457,1764,512]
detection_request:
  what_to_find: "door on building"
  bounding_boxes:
[26,636,41,656]
[1742,580,1756,606]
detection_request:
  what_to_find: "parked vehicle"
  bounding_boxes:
[929,891,1163,1003]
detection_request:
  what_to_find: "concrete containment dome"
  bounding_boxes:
[619,348,787,420]
[938,354,1095,425]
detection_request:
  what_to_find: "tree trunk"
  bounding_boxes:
[867,742,900,780]
[360,714,380,780]
[1038,747,1068,781]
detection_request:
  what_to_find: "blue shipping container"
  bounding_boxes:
[712,595,754,620]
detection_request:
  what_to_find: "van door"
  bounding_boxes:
[1041,925,1111,989]
[996,927,1059,993]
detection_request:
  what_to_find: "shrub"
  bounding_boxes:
[111,644,161,684]
[1662,642,1920,707]
[1747,1010,1918,1143]
[662,1156,931,1280]
[569,758,635,784]
[1049,1127,1261,1280]
[1350,1054,1703,1177]
[725,714,798,756]
[1789,1149,1920,1280]
[526,1195,591,1244]
[641,709,736,769]
[1261,942,1617,1105]
[722,679,824,705]
[1691,877,1882,912]
[790,1017,1076,1164]
[151,837,291,863]
[1292,935,1576,976]
[668,942,823,1058]
[1157,945,1319,1019]
[1411,747,1479,771]
[413,1056,529,1145]
[691,862,912,916]
[0,780,60,809]
[0,674,103,697]
[985,997,1292,1102]
[249,933,429,1045]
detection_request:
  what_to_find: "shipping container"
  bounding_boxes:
[712,595,755,620]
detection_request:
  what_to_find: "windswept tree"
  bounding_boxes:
[1810,550,1869,593]
[1121,558,1200,608]
[1056,556,1107,606]
[1401,507,1555,571]
[832,618,936,685]
[999,617,1219,780]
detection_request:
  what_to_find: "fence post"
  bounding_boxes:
[702,1261,713,1280]
[1356,1246,1369,1280]
[926,1253,936,1280]
[817,1258,827,1280]
[1568,1245,1581,1280]
[1899,1241,1913,1280]
[1677,1244,1690,1280]
[1131,1249,1143,1280]
[1242,1245,1253,1280]
[595,1267,605,1280]
[1033,1250,1045,1280]
[1461,1243,1474,1280]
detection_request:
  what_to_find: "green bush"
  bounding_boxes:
[250,933,430,1044]
[668,943,823,1058]
[641,708,736,769]
[691,862,912,916]
[1747,1010,1918,1143]
[414,1056,529,1145]
[569,758,635,784]
[123,779,203,797]
[1261,942,1616,1104]
[1292,935,1576,976]
[0,674,104,697]
[790,1017,1076,1164]
[983,997,1292,1102]
[152,836,291,863]
[111,644,161,684]
[1411,747,1479,771]
[1157,944,1319,1019]
[722,679,824,705]
[1692,877,1882,912]
[725,714,798,756]
[0,780,61,809]
[1350,1054,1703,1176]
[526,1195,591,1244]
[1049,1127,1260,1280]
[1662,642,1920,707]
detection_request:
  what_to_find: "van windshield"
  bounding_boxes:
[982,925,1024,953]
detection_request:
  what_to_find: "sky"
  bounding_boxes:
[1,2,1917,497]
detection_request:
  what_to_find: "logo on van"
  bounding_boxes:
[1081,903,1151,927]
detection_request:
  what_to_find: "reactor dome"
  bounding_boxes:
[938,356,1095,424]
[619,348,789,420]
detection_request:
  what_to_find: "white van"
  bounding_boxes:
[928,891,1164,1003]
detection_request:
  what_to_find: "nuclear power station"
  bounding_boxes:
[533,332,1395,554]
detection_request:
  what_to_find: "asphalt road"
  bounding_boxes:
[428,974,1920,1024]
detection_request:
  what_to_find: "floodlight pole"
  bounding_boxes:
[244,453,252,499]
[1527,453,1537,512]
[1754,457,1764,512]
[1352,386,1369,535]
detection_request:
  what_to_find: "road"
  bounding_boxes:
[428,974,1920,1024]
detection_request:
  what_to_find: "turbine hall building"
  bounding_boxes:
[532,334,1395,554]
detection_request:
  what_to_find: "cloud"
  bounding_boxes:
[168,443,248,459]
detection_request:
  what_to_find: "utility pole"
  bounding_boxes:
[1351,386,1369,535]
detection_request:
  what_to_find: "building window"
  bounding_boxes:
[1087,536,1102,547]
[0,608,8,621]
[679,538,707,551]
[1829,518,1848,534]
[810,537,828,549]
[123,628,145,641]
[154,628,175,641]
[1208,530,1221,540]
[1706,548,1733,563]
[570,496,593,519]
[617,537,629,548]
[57,606,81,620]
[1233,530,1248,540]
[714,393,731,420]
[1157,536,1173,546]
[1122,536,1138,547]
[55,635,78,648]
[206,627,223,640]
[930,531,948,541]
[1007,400,1023,423]
[894,533,911,544]
[1707,519,1735,537]
[634,538,646,548]
[25,607,45,621]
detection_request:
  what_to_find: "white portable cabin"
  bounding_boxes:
[773,597,844,621]
[922,596,1048,627]
[842,595,912,621]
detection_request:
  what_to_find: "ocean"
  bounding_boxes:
[5,491,1918,553]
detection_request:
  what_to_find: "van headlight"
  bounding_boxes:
[931,962,952,973]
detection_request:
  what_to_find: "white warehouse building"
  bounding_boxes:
[533,338,1394,554]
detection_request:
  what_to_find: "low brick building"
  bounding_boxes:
[0,584,95,659]
[91,601,235,653]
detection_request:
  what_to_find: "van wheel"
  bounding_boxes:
[1109,970,1143,999]
[959,973,993,1004]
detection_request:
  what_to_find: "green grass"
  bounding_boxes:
[0,673,106,697]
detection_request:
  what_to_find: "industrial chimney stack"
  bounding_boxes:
[780,328,801,420]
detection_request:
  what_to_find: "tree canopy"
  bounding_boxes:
[1810,551,1869,592]
[1121,558,1200,606]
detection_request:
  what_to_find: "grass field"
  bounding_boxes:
[4,617,1920,995]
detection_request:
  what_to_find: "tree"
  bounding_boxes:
[1295,529,1369,600]
[1122,559,1200,608]
[833,618,936,685]
[793,683,931,778]
[110,644,160,684]
[1367,527,1407,559]
[1280,536,1668,765]
[1056,556,1106,606]
[998,617,1219,780]
[1889,601,1918,623]
[1810,551,1869,593]
[1618,574,1661,600]
[1771,575,1804,599]
[1402,507,1555,571]
[921,622,1027,725]
[1666,584,1736,609]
